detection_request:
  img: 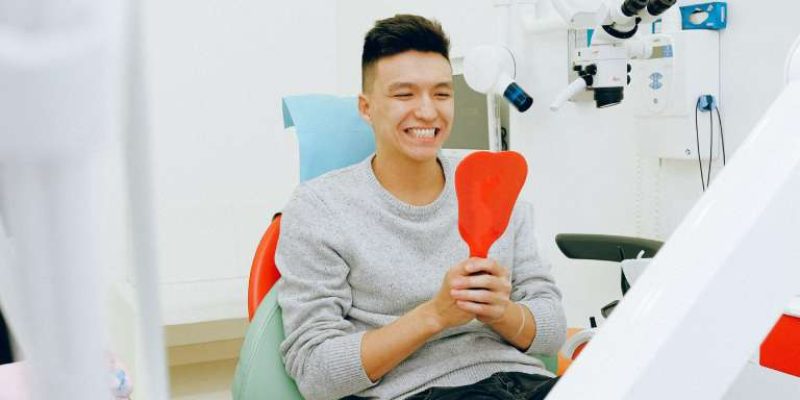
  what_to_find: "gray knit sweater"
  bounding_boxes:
[276,154,566,400]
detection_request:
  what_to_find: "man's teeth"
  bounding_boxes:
[409,128,436,138]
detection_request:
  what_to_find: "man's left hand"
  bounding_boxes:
[449,258,513,325]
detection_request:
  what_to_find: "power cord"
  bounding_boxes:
[716,104,726,165]
[695,95,726,191]
[694,97,706,191]
[707,103,713,186]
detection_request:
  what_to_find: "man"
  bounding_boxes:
[276,14,566,400]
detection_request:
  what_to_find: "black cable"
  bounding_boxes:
[707,106,713,186]
[694,97,706,191]
[715,105,726,165]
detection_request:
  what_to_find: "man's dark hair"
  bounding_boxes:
[361,14,451,92]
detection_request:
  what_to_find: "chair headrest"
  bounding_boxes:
[282,95,376,182]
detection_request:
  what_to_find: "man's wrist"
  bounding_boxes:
[414,302,446,336]
[488,301,518,330]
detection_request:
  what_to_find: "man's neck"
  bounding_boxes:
[372,153,445,206]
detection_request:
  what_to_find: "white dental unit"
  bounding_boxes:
[549,31,800,398]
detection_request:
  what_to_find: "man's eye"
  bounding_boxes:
[436,93,452,98]
[394,93,412,98]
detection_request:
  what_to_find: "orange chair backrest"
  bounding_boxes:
[247,214,282,321]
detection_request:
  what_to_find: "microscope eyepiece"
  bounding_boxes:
[621,0,648,17]
[647,0,677,16]
[594,87,624,108]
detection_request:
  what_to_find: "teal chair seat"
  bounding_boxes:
[233,285,303,400]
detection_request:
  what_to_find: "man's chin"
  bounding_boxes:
[403,148,441,163]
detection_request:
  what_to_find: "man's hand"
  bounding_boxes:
[449,258,513,325]
[361,259,478,382]
[361,259,529,383]
[421,260,480,331]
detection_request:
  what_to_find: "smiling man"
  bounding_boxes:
[276,14,566,400]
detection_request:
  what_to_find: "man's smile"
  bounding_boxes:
[404,127,440,142]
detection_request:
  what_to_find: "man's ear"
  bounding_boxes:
[358,93,372,125]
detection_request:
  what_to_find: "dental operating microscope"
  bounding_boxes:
[550,0,677,110]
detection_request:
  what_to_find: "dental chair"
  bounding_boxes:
[231,95,561,400]
[232,95,375,400]
[555,233,663,319]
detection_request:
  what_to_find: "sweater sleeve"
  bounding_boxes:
[510,202,567,356]
[275,186,377,400]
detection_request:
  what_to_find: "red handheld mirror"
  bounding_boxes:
[455,151,528,258]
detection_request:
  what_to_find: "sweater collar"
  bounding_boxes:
[361,153,455,220]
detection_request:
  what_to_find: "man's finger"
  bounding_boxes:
[456,301,503,320]
[451,289,497,304]
[464,258,489,273]
[452,274,503,291]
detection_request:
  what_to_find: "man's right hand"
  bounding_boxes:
[422,259,478,331]
[361,259,479,382]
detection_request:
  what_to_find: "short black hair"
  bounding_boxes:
[361,14,451,92]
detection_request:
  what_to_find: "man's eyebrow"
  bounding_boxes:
[433,82,454,89]
[387,82,415,91]
[387,81,453,91]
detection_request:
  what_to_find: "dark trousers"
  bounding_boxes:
[344,372,559,400]
[406,372,558,400]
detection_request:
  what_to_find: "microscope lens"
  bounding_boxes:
[594,87,624,108]
[503,82,534,113]
[621,0,648,17]
[647,0,677,16]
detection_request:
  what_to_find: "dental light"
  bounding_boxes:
[550,0,677,110]
[463,45,534,112]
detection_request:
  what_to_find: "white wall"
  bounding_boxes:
[643,0,800,238]
[142,0,337,319]
[335,1,499,95]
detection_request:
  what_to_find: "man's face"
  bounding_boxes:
[359,50,454,163]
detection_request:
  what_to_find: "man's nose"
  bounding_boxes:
[414,95,437,120]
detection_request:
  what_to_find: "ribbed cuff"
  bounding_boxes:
[521,298,567,356]
[309,331,378,399]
